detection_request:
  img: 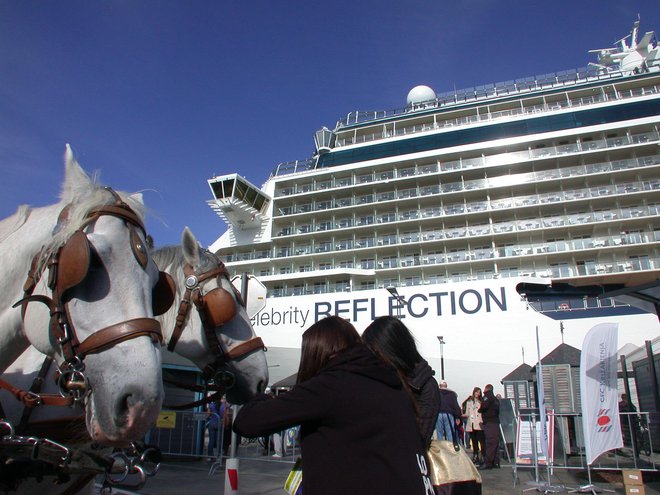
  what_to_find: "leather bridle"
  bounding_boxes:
[166,257,265,389]
[10,187,174,402]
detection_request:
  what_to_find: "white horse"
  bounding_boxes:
[153,227,268,405]
[2,227,268,422]
[0,146,171,447]
[1,227,268,493]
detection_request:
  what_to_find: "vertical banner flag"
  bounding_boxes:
[580,323,622,465]
[535,326,549,460]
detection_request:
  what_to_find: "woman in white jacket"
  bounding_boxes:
[464,387,485,464]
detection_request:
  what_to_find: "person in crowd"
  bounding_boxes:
[362,315,441,447]
[435,381,462,442]
[461,395,471,447]
[619,393,640,451]
[478,383,500,469]
[464,387,485,464]
[233,316,433,495]
[220,397,234,456]
[206,399,221,461]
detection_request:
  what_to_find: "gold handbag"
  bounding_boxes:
[427,439,482,494]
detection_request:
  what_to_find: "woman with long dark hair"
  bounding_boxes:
[233,316,432,495]
[362,316,441,447]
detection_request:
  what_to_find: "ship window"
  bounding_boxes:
[360,258,375,269]
[234,180,248,201]
[253,195,267,212]
[210,181,224,200]
[334,280,350,292]
[337,239,353,250]
[222,179,234,198]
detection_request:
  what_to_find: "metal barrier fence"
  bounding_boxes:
[148,410,299,464]
[148,411,223,461]
[235,426,300,462]
[508,410,657,472]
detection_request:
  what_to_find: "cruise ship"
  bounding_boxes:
[204,20,660,398]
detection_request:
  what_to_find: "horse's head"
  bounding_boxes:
[156,227,268,404]
[21,146,174,446]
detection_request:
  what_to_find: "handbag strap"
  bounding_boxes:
[450,419,460,452]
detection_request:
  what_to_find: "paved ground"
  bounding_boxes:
[100,455,660,495]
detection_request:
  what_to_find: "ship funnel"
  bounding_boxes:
[314,127,335,155]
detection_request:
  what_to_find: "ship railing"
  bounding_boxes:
[336,66,633,128]
[260,255,660,298]
[333,81,659,148]
[273,129,659,198]
[273,152,658,214]
[271,177,659,233]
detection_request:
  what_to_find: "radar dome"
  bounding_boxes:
[407,85,436,106]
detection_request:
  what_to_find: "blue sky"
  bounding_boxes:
[1,1,658,248]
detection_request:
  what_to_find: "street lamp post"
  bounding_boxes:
[437,336,445,380]
[386,286,404,319]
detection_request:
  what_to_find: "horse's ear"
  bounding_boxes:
[181,226,201,267]
[125,192,146,219]
[60,144,93,203]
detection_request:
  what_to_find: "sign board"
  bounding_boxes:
[515,412,555,466]
[231,274,267,318]
[156,411,176,429]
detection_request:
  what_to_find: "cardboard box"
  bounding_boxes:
[625,485,645,495]
[622,469,644,486]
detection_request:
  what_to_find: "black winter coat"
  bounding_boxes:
[438,388,462,418]
[233,345,433,495]
[478,389,500,424]
[407,360,441,446]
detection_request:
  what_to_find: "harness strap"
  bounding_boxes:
[0,377,73,408]
[75,318,162,358]
[167,289,193,352]
[226,337,265,361]
[17,355,55,434]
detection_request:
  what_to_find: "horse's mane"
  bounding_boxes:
[152,245,187,277]
[153,244,222,284]
[0,204,32,244]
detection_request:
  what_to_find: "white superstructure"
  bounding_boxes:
[205,21,660,398]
